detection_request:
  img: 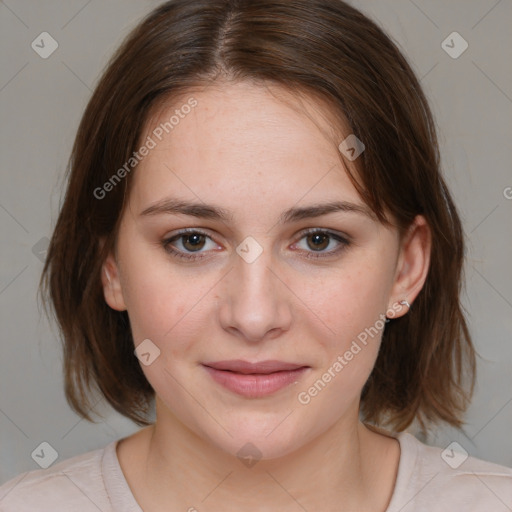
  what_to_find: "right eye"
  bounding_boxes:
[162,229,220,261]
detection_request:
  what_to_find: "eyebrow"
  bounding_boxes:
[139,198,375,223]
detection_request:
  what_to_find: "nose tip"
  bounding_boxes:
[224,324,283,344]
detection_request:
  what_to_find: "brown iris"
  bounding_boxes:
[182,233,206,252]
[306,232,329,251]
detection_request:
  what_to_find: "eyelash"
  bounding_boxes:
[162,228,351,262]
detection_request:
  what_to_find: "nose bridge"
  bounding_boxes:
[218,238,292,341]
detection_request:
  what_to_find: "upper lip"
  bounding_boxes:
[203,360,308,374]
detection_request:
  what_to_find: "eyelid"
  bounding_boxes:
[294,227,352,243]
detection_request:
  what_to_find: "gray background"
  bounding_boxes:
[1,0,511,484]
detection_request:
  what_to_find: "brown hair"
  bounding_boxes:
[40,0,476,434]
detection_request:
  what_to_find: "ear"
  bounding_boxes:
[100,240,127,312]
[388,215,431,318]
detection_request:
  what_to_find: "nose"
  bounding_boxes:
[218,245,293,343]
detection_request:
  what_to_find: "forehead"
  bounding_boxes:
[129,81,363,217]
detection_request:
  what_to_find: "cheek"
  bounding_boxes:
[295,270,388,416]
[118,238,209,349]
[305,262,390,343]
[298,256,393,402]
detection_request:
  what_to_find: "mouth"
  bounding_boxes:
[202,360,310,398]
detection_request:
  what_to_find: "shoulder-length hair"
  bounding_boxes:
[40,0,476,434]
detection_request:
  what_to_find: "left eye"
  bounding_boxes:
[292,230,349,258]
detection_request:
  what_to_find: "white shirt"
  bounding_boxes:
[1,431,511,511]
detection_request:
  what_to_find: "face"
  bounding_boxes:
[103,81,429,459]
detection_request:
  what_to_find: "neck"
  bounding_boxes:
[126,401,399,511]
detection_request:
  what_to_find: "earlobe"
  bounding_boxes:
[388,215,431,318]
[101,254,127,312]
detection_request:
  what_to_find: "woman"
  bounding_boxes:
[1,0,510,510]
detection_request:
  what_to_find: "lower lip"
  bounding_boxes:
[203,366,309,398]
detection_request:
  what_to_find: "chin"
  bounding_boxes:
[195,409,318,462]
[213,429,305,462]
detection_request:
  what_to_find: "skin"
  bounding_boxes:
[101,80,431,512]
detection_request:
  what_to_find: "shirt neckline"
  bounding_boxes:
[102,439,144,511]
[384,431,419,512]
[101,430,418,512]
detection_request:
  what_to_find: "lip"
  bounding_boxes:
[202,360,310,398]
